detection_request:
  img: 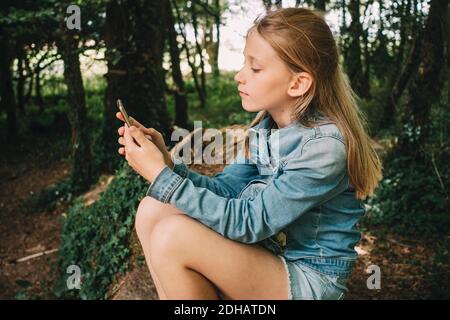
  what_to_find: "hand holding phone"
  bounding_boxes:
[115,104,174,169]
[116,100,151,141]
[116,99,132,127]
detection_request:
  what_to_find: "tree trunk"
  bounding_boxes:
[395,0,448,155]
[0,27,18,140]
[192,0,221,80]
[25,54,34,104]
[191,2,207,108]
[345,0,370,98]
[59,34,94,193]
[202,0,221,80]
[101,0,171,172]
[16,46,26,116]
[382,28,424,129]
[361,27,371,99]
[212,0,221,79]
[395,0,410,67]
[314,0,327,11]
[336,0,347,52]
[35,67,44,114]
[172,0,204,110]
[167,0,189,129]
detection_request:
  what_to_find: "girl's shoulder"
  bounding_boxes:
[303,122,345,145]
[257,113,345,144]
[286,122,347,168]
[250,113,346,164]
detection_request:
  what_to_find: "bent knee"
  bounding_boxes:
[135,196,164,237]
[149,215,189,255]
[135,196,182,239]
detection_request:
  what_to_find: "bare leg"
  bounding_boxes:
[134,196,184,299]
[150,215,290,300]
[138,232,170,299]
[154,264,219,299]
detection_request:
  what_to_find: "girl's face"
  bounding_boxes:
[234,29,298,116]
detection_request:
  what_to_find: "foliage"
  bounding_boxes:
[426,243,450,299]
[363,155,450,235]
[27,178,73,214]
[53,162,148,299]
[362,98,450,236]
[167,72,255,129]
[358,82,404,137]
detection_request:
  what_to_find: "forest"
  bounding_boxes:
[0,0,448,300]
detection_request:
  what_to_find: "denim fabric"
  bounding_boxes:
[146,114,365,278]
[279,256,348,300]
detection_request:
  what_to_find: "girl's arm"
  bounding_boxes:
[147,137,348,243]
[168,150,261,199]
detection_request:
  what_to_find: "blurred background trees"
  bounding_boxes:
[1,0,448,255]
[0,0,448,299]
[0,0,449,239]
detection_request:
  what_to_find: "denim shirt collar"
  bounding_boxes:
[248,115,305,175]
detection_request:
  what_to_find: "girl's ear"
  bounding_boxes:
[287,72,313,97]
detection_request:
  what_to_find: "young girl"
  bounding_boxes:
[117,7,382,300]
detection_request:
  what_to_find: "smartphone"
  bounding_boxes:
[116,99,132,127]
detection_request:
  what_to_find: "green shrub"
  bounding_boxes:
[53,162,148,299]
[363,99,450,236]
[426,244,450,299]
[363,153,450,235]
[168,72,251,129]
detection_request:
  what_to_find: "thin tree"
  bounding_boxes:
[57,6,95,193]
[167,0,189,129]
[191,1,207,107]
[172,0,205,109]
[0,25,18,139]
[395,0,448,155]
[345,0,370,98]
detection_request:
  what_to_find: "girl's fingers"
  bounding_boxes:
[118,147,125,155]
[120,128,148,143]
[143,128,163,141]
[145,129,165,148]
[117,113,144,130]
[129,116,144,128]
[116,112,124,121]
[123,125,136,148]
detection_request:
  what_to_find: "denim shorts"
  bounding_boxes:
[278,255,348,300]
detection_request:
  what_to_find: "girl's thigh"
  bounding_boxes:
[150,215,290,300]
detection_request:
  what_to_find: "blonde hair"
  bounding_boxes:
[240,8,382,199]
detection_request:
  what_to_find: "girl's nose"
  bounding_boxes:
[234,69,245,84]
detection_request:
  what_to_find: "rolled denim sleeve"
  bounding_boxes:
[168,151,260,198]
[146,137,348,244]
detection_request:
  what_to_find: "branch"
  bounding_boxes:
[38,53,62,71]
[191,0,220,20]
[15,248,58,263]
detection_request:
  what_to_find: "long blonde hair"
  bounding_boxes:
[241,8,382,200]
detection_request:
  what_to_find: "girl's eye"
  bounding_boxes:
[251,68,261,73]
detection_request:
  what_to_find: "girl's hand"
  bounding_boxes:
[116,112,174,169]
[122,125,166,183]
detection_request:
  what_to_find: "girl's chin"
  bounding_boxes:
[241,102,262,113]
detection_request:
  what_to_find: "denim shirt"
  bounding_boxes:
[146,114,365,278]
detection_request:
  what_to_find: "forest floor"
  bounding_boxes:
[0,131,71,299]
[0,131,447,299]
